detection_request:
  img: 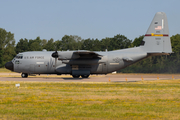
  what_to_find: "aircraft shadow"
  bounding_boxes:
[62,77,89,80]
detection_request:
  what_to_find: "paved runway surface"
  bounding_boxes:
[0,73,180,82]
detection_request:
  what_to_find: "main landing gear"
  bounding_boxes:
[72,75,89,78]
[81,75,89,78]
[21,73,28,78]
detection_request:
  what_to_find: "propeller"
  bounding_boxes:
[51,49,58,68]
[51,50,58,58]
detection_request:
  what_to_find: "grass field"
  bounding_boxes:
[0,68,13,73]
[0,80,180,120]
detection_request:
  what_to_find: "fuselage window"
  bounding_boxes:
[15,54,23,59]
[15,60,20,64]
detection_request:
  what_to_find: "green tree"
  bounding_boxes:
[101,37,111,51]
[109,34,132,50]
[41,39,47,49]
[54,40,62,51]
[44,38,54,51]
[61,35,82,50]
[15,38,29,53]
[28,37,43,51]
[92,39,101,51]
[81,38,101,51]
[81,38,94,50]
[131,35,144,47]
[169,34,180,72]
[0,28,16,67]
[0,49,3,67]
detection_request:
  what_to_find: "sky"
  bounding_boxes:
[0,0,180,44]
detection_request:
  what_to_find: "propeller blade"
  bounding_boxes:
[55,58,57,67]
[51,49,58,68]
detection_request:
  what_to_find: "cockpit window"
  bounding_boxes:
[15,54,23,59]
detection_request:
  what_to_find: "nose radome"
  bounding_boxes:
[5,61,14,71]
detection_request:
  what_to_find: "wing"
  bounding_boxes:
[73,50,103,59]
[59,50,104,65]
[57,50,103,60]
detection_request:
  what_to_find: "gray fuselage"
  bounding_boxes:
[11,47,147,75]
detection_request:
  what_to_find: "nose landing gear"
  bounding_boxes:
[21,73,28,78]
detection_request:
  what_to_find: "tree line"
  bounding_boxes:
[0,28,180,73]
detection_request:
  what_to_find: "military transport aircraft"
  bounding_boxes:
[5,12,172,78]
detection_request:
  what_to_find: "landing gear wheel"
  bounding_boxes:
[21,73,28,78]
[72,75,80,78]
[81,75,89,78]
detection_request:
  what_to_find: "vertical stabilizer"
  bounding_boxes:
[142,12,172,53]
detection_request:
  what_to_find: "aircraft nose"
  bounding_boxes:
[5,61,14,71]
